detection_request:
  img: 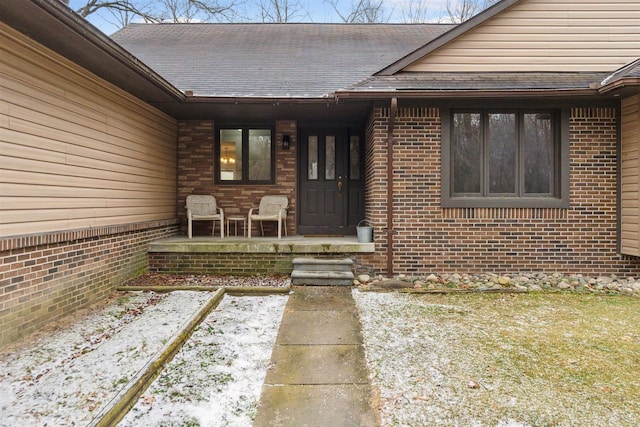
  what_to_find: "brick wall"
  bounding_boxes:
[149,252,371,276]
[0,220,179,347]
[178,120,297,237]
[364,108,391,272]
[149,252,294,275]
[366,106,640,276]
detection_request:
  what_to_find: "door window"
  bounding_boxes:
[308,135,318,180]
[349,136,360,180]
[325,136,336,180]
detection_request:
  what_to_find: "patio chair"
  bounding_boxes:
[186,195,224,239]
[248,195,288,239]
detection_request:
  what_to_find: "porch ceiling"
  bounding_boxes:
[163,99,374,122]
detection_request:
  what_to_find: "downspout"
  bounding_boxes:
[616,101,622,255]
[386,98,397,277]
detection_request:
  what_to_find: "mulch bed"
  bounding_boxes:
[123,273,290,288]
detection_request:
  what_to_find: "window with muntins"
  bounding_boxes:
[217,127,274,184]
[442,108,569,208]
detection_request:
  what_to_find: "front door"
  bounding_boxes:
[298,127,364,235]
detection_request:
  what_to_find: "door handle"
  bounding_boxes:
[337,176,343,195]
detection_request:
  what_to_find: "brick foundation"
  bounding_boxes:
[0,220,179,347]
[148,252,372,276]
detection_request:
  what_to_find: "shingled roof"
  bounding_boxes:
[111,23,454,98]
[596,58,640,98]
[601,58,640,86]
[345,72,610,93]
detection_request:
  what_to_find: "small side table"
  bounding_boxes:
[226,215,246,237]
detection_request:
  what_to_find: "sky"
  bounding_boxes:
[67,0,453,35]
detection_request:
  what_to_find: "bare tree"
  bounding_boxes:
[75,0,156,21]
[443,0,499,23]
[328,0,391,23]
[71,0,237,27]
[105,3,142,27]
[400,0,431,23]
[157,0,238,22]
[258,0,306,23]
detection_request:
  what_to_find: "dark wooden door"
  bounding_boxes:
[298,128,364,235]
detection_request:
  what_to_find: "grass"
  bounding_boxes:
[355,291,640,427]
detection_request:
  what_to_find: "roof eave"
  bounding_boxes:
[186,95,339,104]
[598,78,640,97]
[336,88,602,100]
[376,0,521,76]
[1,0,185,107]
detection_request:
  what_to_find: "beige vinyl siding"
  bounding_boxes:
[405,0,640,72]
[620,95,640,256]
[0,23,178,237]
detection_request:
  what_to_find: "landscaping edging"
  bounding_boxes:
[88,288,226,427]
[117,285,291,296]
[356,272,640,296]
[89,283,291,426]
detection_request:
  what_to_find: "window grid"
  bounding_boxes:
[452,109,557,199]
[216,127,274,184]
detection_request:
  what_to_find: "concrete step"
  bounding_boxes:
[292,257,353,272]
[291,257,355,286]
[290,270,354,286]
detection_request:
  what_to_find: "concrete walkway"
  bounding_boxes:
[254,286,379,427]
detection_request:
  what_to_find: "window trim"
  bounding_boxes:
[441,108,569,208]
[215,125,275,185]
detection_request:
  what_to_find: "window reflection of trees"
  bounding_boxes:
[219,128,273,183]
[452,110,555,197]
[488,113,516,194]
[248,131,271,181]
[524,113,553,194]
[453,113,482,194]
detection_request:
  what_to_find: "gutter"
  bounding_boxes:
[186,95,337,104]
[185,86,609,105]
[386,98,397,278]
[22,0,185,102]
[598,78,640,95]
[335,88,601,101]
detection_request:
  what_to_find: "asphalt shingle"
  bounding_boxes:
[348,72,611,92]
[601,58,640,87]
[111,23,454,98]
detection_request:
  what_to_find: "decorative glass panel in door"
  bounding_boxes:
[308,136,318,180]
[299,130,348,234]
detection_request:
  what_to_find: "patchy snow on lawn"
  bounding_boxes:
[119,294,287,427]
[0,290,287,427]
[0,291,212,427]
[353,289,640,427]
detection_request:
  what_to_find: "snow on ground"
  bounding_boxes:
[0,291,212,426]
[353,289,640,427]
[4,280,638,427]
[119,294,287,427]
[0,291,287,427]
